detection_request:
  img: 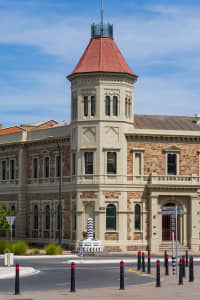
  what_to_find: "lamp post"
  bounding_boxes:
[48,137,62,245]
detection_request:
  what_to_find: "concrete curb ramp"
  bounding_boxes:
[0,267,39,279]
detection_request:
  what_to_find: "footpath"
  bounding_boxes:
[0,267,200,300]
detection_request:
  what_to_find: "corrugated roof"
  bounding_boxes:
[134,115,200,131]
[69,37,137,77]
[0,126,24,136]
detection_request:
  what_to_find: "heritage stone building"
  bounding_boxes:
[1,21,200,252]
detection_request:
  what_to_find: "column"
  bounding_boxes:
[15,146,27,239]
[149,195,159,252]
[190,195,199,252]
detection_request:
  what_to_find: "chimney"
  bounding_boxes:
[195,114,200,125]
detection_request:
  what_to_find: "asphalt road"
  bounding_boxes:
[0,257,154,293]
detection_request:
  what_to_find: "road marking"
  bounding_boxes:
[128,268,142,275]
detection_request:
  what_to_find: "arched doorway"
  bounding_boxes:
[162,203,181,241]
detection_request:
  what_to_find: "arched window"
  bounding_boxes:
[33,205,38,230]
[91,96,96,116]
[84,96,88,116]
[106,204,116,231]
[105,96,110,116]
[135,204,141,231]
[113,96,118,116]
[45,205,50,230]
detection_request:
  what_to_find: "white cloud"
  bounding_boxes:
[0,2,200,126]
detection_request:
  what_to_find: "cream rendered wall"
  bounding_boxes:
[68,73,136,250]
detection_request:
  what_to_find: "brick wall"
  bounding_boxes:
[105,232,119,240]
[128,142,200,176]
[80,192,97,199]
[103,192,121,199]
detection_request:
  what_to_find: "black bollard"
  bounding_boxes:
[164,250,167,267]
[156,260,161,288]
[179,259,183,285]
[120,261,125,290]
[15,264,20,295]
[137,251,141,270]
[182,256,185,278]
[189,256,194,282]
[142,253,145,272]
[165,254,169,276]
[186,251,189,267]
[147,251,151,274]
[70,262,76,292]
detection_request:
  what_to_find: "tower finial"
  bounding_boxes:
[101,0,104,26]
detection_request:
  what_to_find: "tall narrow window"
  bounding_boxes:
[128,99,131,117]
[107,152,117,174]
[105,96,110,116]
[85,152,93,175]
[135,204,141,231]
[72,153,76,175]
[135,153,142,176]
[44,157,50,178]
[106,204,116,231]
[84,96,88,117]
[167,154,177,175]
[72,94,77,120]
[45,205,50,230]
[56,156,61,177]
[1,161,6,180]
[33,205,39,230]
[113,96,118,116]
[10,159,15,180]
[33,158,38,179]
[125,98,128,117]
[91,96,96,116]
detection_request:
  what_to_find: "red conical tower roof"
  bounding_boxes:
[68,24,137,78]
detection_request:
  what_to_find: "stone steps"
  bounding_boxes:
[159,242,189,253]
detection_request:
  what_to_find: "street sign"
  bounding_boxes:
[162,206,183,215]
[6,216,16,226]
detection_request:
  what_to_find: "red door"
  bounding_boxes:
[162,214,180,241]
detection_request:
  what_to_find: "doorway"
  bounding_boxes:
[162,204,180,241]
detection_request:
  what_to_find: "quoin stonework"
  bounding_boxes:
[1,19,200,253]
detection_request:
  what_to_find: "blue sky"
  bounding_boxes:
[1,0,200,127]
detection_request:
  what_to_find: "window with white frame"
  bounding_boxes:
[132,149,144,176]
[45,205,50,230]
[33,158,38,179]
[107,152,117,174]
[33,205,39,230]
[167,154,177,175]
[1,161,6,180]
[72,153,76,176]
[106,204,116,231]
[44,157,50,178]
[164,148,180,175]
[9,159,15,180]
[84,152,94,175]
[84,96,88,117]
[135,204,141,231]
[113,96,118,116]
[91,96,96,116]
[105,96,111,116]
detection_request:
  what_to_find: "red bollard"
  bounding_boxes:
[120,261,125,290]
[15,264,20,295]
[156,260,161,287]
[70,262,76,292]
[137,251,141,270]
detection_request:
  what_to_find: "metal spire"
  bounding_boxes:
[101,0,104,26]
